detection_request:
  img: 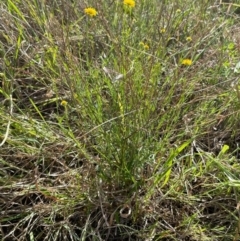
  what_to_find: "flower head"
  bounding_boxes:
[123,0,135,8]
[139,42,149,50]
[84,7,97,17]
[61,100,68,107]
[160,28,166,34]
[186,36,192,42]
[181,59,192,66]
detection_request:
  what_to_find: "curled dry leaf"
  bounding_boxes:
[102,66,124,82]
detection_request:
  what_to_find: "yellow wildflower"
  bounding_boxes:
[186,36,192,42]
[123,0,135,8]
[176,9,182,13]
[61,100,68,107]
[160,28,166,33]
[84,7,97,17]
[139,42,149,50]
[143,44,149,50]
[181,59,192,66]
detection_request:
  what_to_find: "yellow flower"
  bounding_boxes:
[143,44,149,50]
[186,36,192,42]
[139,42,149,50]
[176,9,182,13]
[160,28,166,33]
[181,59,192,66]
[84,7,97,17]
[123,0,135,8]
[61,100,68,107]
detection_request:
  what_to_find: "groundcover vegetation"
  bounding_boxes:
[1,0,240,240]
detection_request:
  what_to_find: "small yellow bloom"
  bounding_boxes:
[143,44,149,50]
[176,9,182,13]
[84,7,97,17]
[123,0,135,8]
[61,100,68,107]
[139,42,149,50]
[186,36,192,42]
[160,28,166,33]
[181,59,192,66]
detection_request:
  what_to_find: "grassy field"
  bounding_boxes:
[1,0,240,240]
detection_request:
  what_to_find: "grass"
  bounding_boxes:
[1,0,240,240]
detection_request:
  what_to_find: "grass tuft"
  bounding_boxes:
[1,0,240,240]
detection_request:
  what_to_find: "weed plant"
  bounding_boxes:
[1,0,240,240]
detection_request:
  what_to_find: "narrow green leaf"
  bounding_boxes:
[219,144,229,156]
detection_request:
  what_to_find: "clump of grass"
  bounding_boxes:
[1,0,240,240]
